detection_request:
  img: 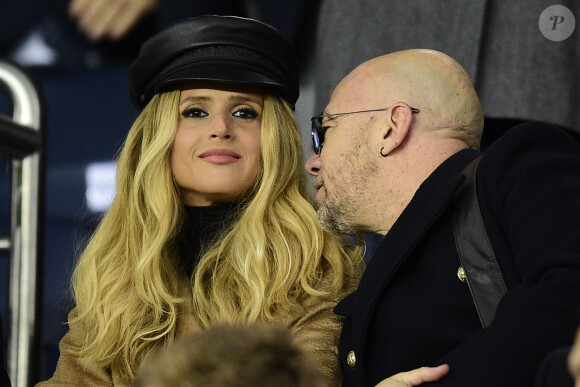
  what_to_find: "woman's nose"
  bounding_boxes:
[211,114,233,139]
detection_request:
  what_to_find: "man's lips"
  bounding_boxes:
[313,180,324,192]
[198,148,241,164]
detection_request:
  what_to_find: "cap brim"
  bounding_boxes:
[153,63,292,104]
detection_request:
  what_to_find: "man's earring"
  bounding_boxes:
[380,147,388,157]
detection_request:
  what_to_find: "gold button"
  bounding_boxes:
[457,266,467,283]
[347,350,356,368]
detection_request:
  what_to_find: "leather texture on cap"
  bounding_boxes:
[129,15,299,110]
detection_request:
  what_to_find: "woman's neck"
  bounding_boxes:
[178,201,240,277]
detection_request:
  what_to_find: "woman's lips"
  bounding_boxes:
[198,149,241,164]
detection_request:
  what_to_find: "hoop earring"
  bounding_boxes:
[380,147,388,157]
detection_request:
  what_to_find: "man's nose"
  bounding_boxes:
[305,153,321,176]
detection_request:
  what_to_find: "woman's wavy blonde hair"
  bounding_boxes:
[69,90,362,382]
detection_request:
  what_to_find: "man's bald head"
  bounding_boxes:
[333,49,483,149]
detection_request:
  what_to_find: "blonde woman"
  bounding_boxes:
[36,16,362,386]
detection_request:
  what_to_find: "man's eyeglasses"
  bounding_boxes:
[310,106,420,154]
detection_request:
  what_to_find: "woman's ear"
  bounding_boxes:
[378,103,414,156]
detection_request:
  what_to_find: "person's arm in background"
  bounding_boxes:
[68,0,158,41]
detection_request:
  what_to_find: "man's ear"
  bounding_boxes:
[378,103,414,156]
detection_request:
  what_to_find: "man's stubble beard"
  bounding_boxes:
[317,188,359,235]
[316,138,379,236]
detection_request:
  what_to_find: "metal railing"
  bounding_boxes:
[0,59,44,387]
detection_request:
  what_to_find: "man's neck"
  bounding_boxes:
[371,137,468,235]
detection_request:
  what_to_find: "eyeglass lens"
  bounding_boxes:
[311,116,324,154]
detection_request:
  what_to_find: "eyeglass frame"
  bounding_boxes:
[310,106,420,154]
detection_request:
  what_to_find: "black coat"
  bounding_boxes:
[336,121,580,386]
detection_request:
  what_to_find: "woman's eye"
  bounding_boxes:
[233,107,258,119]
[182,107,208,118]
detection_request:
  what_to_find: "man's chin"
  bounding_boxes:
[317,206,349,236]
[313,190,328,210]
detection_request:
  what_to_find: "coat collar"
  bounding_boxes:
[335,148,480,353]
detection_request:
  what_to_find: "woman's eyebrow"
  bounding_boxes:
[179,95,262,106]
[228,94,263,105]
[179,96,210,106]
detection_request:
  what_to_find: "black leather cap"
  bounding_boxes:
[129,15,300,110]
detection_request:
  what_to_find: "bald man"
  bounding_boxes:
[305,49,580,386]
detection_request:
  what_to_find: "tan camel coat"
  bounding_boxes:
[36,277,355,387]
